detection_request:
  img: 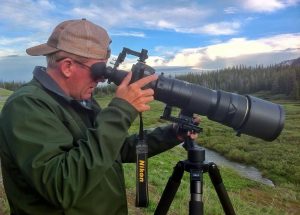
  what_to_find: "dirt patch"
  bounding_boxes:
[127,189,145,215]
[0,183,8,215]
[126,184,180,215]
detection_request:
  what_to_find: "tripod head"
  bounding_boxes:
[160,105,202,150]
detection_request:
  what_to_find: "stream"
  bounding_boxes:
[203,147,274,186]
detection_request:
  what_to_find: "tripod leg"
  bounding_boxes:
[208,162,236,215]
[189,169,204,215]
[154,162,184,215]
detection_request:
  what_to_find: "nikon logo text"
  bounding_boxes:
[139,160,145,182]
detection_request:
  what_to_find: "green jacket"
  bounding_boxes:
[0,67,180,215]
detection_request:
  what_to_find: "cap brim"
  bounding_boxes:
[26,43,59,56]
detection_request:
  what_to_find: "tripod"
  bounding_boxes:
[154,136,236,215]
[155,107,236,215]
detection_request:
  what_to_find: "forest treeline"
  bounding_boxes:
[176,64,300,100]
[1,63,299,100]
[0,81,25,92]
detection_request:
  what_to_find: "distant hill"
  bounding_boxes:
[278,57,300,66]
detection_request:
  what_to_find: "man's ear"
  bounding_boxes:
[59,58,73,78]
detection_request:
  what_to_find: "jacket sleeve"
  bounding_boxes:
[120,124,181,163]
[1,95,137,208]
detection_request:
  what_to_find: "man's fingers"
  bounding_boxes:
[134,74,158,88]
[140,96,154,104]
[138,104,151,112]
[116,73,157,112]
[142,88,155,96]
[120,72,132,86]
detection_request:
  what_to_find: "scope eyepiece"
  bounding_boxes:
[90,62,107,80]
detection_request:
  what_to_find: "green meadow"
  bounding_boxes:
[1,89,299,214]
[97,94,300,215]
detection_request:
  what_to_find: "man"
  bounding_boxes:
[0,19,189,214]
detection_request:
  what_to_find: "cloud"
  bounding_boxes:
[0,0,56,30]
[0,36,47,57]
[105,33,300,69]
[0,49,20,58]
[157,33,300,68]
[37,0,56,10]
[243,0,300,12]
[201,51,300,69]
[0,0,299,80]
[200,21,241,35]
[224,7,239,14]
[0,36,37,57]
[110,31,146,38]
[0,37,30,46]
[154,46,183,58]
[0,1,60,57]
[146,20,241,35]
[67,1,243,36]
[69,2,216,34]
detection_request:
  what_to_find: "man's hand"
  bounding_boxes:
[174,115,201,141]
[115,72,158,112]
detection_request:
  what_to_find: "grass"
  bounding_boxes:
[124,148,300,215]
[0,89,11,214]
[200,100,300,187]
[0,88,12,110]
[1,91,300,214]
[99,94,300,214]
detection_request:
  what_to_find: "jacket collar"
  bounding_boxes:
[33,66,73,102]
[33,66,95,110]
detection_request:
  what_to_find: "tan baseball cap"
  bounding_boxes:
[26,18,111,59]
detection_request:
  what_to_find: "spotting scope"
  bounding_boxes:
[91,48,285,141]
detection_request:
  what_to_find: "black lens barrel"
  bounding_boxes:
[154,75,284,141]
[239,96,285,141]
[100,65,284,141]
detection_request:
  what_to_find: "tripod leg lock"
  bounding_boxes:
[208,162,223,185]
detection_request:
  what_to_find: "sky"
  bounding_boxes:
[0,0,300,81]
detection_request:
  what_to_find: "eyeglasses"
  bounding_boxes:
[55,57,92,70]
[72,60,92,71]
[56,57,107,81]
[72,60,108,82]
